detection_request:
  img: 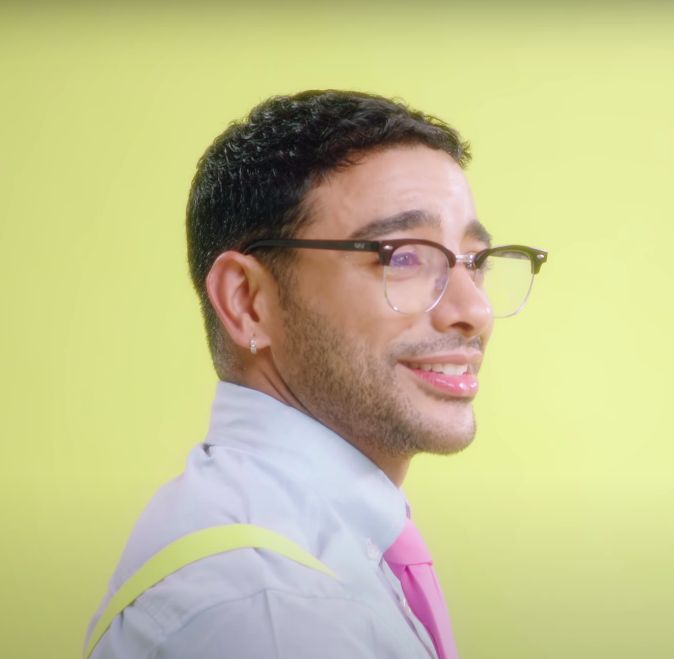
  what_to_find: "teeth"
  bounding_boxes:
[409,362,468,376]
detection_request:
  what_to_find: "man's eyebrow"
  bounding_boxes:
[348,210,440,240]
[348,211,492,247]
[465,219,492,247]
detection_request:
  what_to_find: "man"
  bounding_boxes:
[85,90,546,659]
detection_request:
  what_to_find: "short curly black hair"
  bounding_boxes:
[186,89,471,379]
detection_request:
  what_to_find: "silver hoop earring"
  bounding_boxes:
[249,337,257,355]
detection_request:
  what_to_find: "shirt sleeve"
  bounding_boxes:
[155,589,385,659]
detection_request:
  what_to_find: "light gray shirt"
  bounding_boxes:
[85,381,438,658]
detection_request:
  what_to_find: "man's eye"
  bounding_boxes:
[390,251,421,268]
[474,254,490,270]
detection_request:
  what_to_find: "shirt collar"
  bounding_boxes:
[204,381,408,552]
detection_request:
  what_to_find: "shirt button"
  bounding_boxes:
[365,538,382,561]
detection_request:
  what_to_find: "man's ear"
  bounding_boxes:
[205,251,277,353]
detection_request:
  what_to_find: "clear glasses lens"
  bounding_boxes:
[480,250,535,318]
[383,244,449,313]
[383,244,535,317]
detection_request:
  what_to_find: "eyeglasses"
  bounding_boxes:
[243,238,548,318]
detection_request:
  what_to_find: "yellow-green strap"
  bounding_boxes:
[84,524,338,659]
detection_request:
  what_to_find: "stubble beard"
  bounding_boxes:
[278,292,477,461]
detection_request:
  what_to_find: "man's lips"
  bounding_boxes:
[400,354,481,397]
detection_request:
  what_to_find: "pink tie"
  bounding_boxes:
[384,519,459,659]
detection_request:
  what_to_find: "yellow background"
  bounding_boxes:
[1,3,673,658]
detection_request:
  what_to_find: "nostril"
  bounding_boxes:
[451,321,474,333]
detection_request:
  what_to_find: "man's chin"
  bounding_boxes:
[412,399,477,455]
[413,387,476,417]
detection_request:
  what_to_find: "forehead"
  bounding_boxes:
[301,145,479,242]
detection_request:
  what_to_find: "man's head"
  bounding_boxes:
[187,90,491,482]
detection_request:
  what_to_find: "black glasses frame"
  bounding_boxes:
[243,238,548,274]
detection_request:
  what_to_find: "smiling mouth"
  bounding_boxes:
[402,362,479,397]
[405,362,470,376]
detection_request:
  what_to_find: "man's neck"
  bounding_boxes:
[238,373,411,488]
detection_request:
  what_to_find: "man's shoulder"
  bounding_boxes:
[90,441,353,654]
[115,440,332,581]
[134,539,348,635]
[91,547,374,659]
[87,435,418,659]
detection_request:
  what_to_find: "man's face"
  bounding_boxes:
[268,145,493,471]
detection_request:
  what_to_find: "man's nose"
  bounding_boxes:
[430,265,493,336]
